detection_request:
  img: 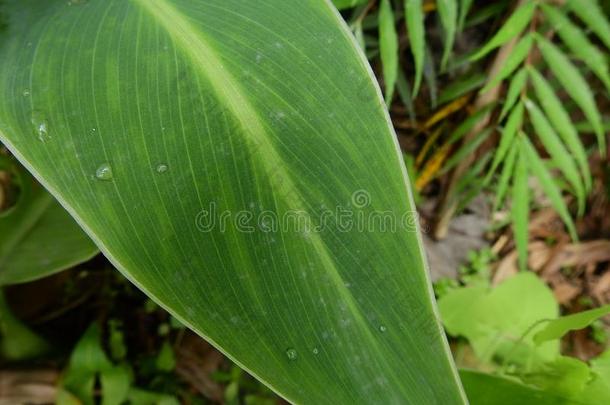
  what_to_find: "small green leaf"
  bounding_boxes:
[0,290,49,361]
[458,0,473,32]
[499,68,527,120]
[533,305,610,345]
[438,73,486,105]
[63,324,113,405]
[493,139,518,211]
[406,0,425,96]
[471,1,537,61]
[437,0,458,70]
[486,101,524,184]
[528,67,592,192]
[379,0,399,105]
[542,4,610,92]
[537,35,606,154]
[443,128,492,174]
[100,366,131,405]
[352,20,366,52]
[424,45,439,107]
[446,104,495,145]
[521,137,578,241]
[512,144,529,271]
[567,0,610,50]
[525,99,586,215]
[396,69,416,121]
[332,0,369,10]
[481,33,532,94]
[156,341,176,372]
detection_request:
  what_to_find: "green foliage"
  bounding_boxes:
[60,322,180,405]
[439,272,559,364]
[440,271,610,404]
[0,156,98,285]
[0,289,48,360]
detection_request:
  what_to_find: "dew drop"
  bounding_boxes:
[379,325,387,333]
[22,89,30,97]
[31,112,50,143]
[312,347,319,355]
[156,163,168,174]
[95,163,113,181]
[285,348,298,361]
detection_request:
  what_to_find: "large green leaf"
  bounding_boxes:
[0,157,98,285]
[0,0,465,403]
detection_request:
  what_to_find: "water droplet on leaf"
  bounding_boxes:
[95,163,113,181]
[31,112,50,142]
[379,325,387,333]
[312,347,319,355]
[156,164,168,173]
[285,348,298,361]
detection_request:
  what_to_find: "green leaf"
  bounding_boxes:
[0,159,98,285]
[439,272,559,363]
[332,0,369,11]
[0,289,49,360]
[156,341,176,372]
[520,137,578,241]
[424,45,439,107]
[528,67,592,192]
[446,104,495,145]
[524,356,591,397]
[458,0,473,32]
[471,1,537,61]
[396,69,416,122]
[101,365,131,405]
[485,101,524,184]
[493,139,518,211]
[512,145,529,271]
[525,99,586,216]
[566,0,610,51]
[536,35,606,154]
[582,351,610,404]
[542,4,610,92]
[405,0,425,96]
[481,33,532,94]
[499,67,527,121]
[533,305,610,345]
[0,0,465,403]
[437,0,458,70]
[460,370,575,405]
[442,128,492,174]
[63,324,113,405]
[438,72,486,105]
[379,0,399,105]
